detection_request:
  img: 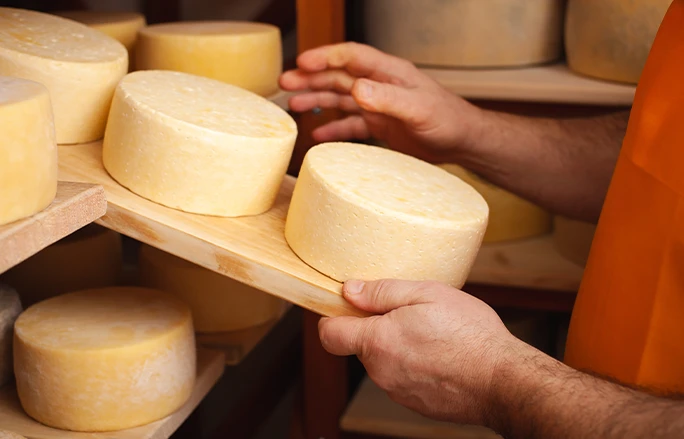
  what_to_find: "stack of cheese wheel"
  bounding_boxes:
[565,0,673,84]
[136,21,282,96]
[0,7,128,144]
[0,224,123,307]
[285,142,489,288]
[103,70,297,217]
[439,164,551,243]
[13,287,196,431]
[54,10,146,71]
[138,244,286,333]
[552,216,597,267]
[0,76,57,226]
[364,0,564,68]
[0,284,22,388]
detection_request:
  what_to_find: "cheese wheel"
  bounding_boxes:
[54,10,146,70]
[0,431,27,439]
[137,21,281,96]
[102,70,297,217]
[439,164,551,243]
[565,0,673,84]
[13,287,196,431]
[364,0,564,68]
[0,284,22,388]
[0,224,123,307]
[0,7,128,144]
[0,76,57,226]
[285,143,489,287]
[138,244,285,333]
[552,216,597,267]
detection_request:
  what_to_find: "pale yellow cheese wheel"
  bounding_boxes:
[0,76,57,226]
[136,21,282,96]
[0,431,27,439]
[137,244,286,333]
[565,0,673,84]
[13,287,196,431]
[0,284,22,388]
[552,216,597,267]
[103,70,297,217]
[0,7,128,144]
[0,224,123,307]
[364,0,564,68]
[285,143,489,288]
[54,10,146,70]
[439,164,552,243]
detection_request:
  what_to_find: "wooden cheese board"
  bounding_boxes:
[0,348,225,439]
[0,182,106,274]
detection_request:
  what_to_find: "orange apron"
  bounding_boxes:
[564,0,684,393]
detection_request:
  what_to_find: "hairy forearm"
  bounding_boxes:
[489,344,684,439]
[454,109,630,223]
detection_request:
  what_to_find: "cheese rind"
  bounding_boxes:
[565,0,673,84]
[137,21,282,96]
[0,76,57,226]
[138,244,285,333]
[0,284,22,388]
[13,287,196,431]
[102,70,297,217]
[0,224,123,306]
[552,216,596,267]
[439,164,551,243]
[364,0,564,68]
[0,7,128,144]
[285,143,489,288]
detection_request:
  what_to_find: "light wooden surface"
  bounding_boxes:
[423,63,636,105]
[0,182,107,274]
[341,376,501,439]
[0,348,225,439]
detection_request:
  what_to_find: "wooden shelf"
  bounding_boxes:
[423,63,636,106]
[0,348,225,439]
[341,376,500,439]
[0,181,107,274]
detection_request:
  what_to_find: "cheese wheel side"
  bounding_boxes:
[552,216,597,267]
[0,284,22,388]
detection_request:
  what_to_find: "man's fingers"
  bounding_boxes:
[352,78,433,128]
[288,92,361,113]
[280,69,356,93]
[343,279,439,314]
[311,115,370,142]
[319,315,377,356]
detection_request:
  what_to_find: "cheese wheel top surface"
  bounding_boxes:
[55,10,144,26]
[306,143,488,227]
[141,20,277,37]
[0,7,126,63]
[0,75,46,104]
[15,287,190,351]
[119,70,295,138]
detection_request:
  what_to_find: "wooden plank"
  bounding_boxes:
[424,63,636,106]
[0,181,106,274]
[341,377,501,439]
[0,348,225,439]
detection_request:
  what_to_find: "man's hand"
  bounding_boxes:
[318,279,524,428]
[279,42,484,162]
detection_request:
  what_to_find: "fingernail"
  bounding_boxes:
[345,280,365,295]
[357,81,373,100]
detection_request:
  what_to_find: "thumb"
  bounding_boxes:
[352,78,431,126]
[342,279,437,314]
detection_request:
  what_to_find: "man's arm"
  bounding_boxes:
[492,345,684,439]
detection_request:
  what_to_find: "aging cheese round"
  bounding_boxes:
[565,0,673,84]
[13,287,196,432]
[138,244,285,333]
[0,7,128,144]
[285,143,489,288]
[137,21,282,96]
[552,216,597,268]
[0,431,27,439]
[364,0,564,68]
[0,76,57,227]
[0,284,22,388]
[439,164,551,243]
[102,70,297,217]
[0,224,123,307]
[54,10,146,70]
